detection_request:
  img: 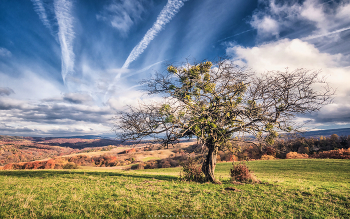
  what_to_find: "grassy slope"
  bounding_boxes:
[0,159,349,218]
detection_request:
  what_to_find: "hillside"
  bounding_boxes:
[0,135,124,165]
[300,128,350,138]
[0,135,196,167]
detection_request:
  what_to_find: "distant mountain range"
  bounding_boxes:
[69,128,350,139]
[300,128,350,138]
[3,128,349,140]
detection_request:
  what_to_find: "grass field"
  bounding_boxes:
[0,159,349,218]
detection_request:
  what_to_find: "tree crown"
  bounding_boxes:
[117,60,334,148]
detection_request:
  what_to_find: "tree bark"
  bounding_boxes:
[202,145,219,183]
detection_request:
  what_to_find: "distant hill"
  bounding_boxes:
[300,128,350,138]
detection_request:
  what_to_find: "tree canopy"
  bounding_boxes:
[116,59,333,183]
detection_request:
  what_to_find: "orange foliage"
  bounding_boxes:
[23,162,35,169]
[32,161,42,169]
[125,148,136,154]
[3,163,13,170]
[260,155,275,160]
[286,152,309,159]
[311,148,350,159]
[44,159,55,169]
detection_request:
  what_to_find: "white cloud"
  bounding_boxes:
[122,0,189,69]
[0,48,12,57]
[250,0,350,40]
[108,88,162,111]
[54,0,75,84]
[0,94,116,136]
[250,15,279,37]
[228,39,337,70]
[337,2,350,19]
[63,93,93,104]
[227,38,350,126]
[0,97,30,110]
[300,0,328,31]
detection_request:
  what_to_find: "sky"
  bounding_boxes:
[0,0,350,137]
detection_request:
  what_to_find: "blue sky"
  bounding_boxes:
[0,0,349,137]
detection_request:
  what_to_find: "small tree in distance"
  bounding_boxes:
[116,59,333,183]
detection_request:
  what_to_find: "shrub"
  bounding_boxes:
[260,155,275,160]
[230,162,250,182]
[23,162,35,169]
[144,160,158,169]
[3,163,13,170]
[54,164,63,169]
[159,159,171,168]
[311,148,350,159]
[124,148,136,154]
[13,163,25,170]
[230,162,258,183]
[286,152,309,159]
[265,146,276,156]
[32,161,42,169]
[298,146,309,154]
[63,162,78,169]
[43,159,55,169]
[169,159,179,167]
[131,163,144,170]
[2,163,24,170]
[179,158,204,182]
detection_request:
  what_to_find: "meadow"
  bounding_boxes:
[0,159,349,218]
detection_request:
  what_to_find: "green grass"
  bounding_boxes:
[0,159,349,218]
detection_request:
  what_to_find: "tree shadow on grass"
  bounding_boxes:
[0,170,179,182]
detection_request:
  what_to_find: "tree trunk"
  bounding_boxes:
[202,145,219,183]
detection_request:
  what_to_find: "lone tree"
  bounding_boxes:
[116,60,333,183]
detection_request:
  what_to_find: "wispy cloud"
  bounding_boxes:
[54,0,75,83]
[31,0,55,36]
[103,60,165,103]
[0,47,12,57]
[122,0,189,69]
[97,0,147,37]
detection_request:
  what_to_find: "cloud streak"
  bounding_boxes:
[302,26,350,41]
[31,0,54,36]
[54,0,75,83]
[122,0,188,69]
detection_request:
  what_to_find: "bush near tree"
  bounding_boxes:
[230,162,259,183]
